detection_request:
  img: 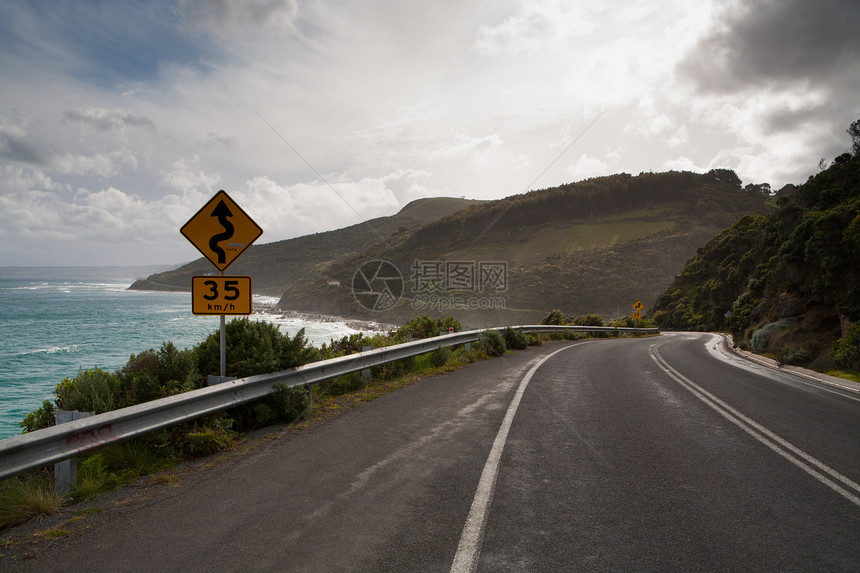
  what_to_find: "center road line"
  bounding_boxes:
[449,343,580,573]
[650,341,860,508]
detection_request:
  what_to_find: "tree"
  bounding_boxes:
[744,183,772,198]
[705,169,742,188]
[848,118,860,156]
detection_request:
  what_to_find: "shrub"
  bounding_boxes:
[74,453,110,500]
[119,342,201,405]
[776,345,813,366]
[526,333,543,346]
[373,356,416,381]
[832,323,860,372]
[55,368,118,414]
[427,347,452,368]
[101,439,166,478]
[173,415,237,458]
[20,400,55,433]
[750,320,792,353]
[318,332,373,359]
[570,314,604,327]
[179,428,236,458]
[541,309,565,325]
[549,330,584,341]
[195,318,315,378]
[478,330,506,356]
[317,372,364,398]
[393,316,462,341]
[266,384,310,424]
[238,385,310,430]
[503,327,529,350]
[611,316,655,330]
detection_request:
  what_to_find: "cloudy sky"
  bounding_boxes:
[1,0,858,267]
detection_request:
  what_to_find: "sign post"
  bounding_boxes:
[181,190,262,378]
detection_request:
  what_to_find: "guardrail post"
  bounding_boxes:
[361,346,372,383]
[54,409,93,496]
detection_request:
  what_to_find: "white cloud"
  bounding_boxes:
[163,156,221,196]
[565,154,609,181]
[0,0,856,265]
[667,125,689,148]
[238,174,401,240]
[432,133,503,166]
[54,148,138,177]
[474,0,597,56]
[662,155,704,173]
[382,169,433,206]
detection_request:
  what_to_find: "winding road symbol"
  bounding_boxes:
[180,190,263,271]
[209,200,235,265]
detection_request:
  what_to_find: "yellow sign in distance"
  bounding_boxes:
[192,276,253,315]
[633,300,644,312]
[632,311,642,320]
[181,190,263,271]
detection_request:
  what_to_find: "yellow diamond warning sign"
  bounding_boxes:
[180,190,263,271]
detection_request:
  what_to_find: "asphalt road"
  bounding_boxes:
[3,333,860,572]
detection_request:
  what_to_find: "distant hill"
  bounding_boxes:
[652,147,860,372]
[1,265,174,281]
[132,171,775,329]
[130,197,480,296]
[274,169,772,326]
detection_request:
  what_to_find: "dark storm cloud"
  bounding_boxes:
[0,128,47,165]
[63,108,155,132]
[678,0,860,92]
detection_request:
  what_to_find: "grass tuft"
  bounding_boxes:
[825,370,860,384]
[34,528,71,540]
[0,474,64,530]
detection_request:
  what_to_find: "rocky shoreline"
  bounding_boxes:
[252,302,397,334]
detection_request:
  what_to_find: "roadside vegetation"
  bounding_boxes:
[0,312,648,532]
[651,119,860,377]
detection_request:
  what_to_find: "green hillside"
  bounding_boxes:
[652,122,860,374]
[276,170,772,326]
[130,197,480,296]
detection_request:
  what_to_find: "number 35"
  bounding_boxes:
[202,280,240,300]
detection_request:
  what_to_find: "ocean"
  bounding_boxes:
[0,268,383,440]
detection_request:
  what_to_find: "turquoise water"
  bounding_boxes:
[0,272,372,440]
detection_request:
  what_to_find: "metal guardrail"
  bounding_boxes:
[0,325,657,480]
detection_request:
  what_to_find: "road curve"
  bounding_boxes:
[3,333,859,572]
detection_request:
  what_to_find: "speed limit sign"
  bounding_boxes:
[191,276,252,315]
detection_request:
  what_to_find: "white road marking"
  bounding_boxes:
[450,344,576,573]
[650,342,860,508]
[704,333,860,402]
